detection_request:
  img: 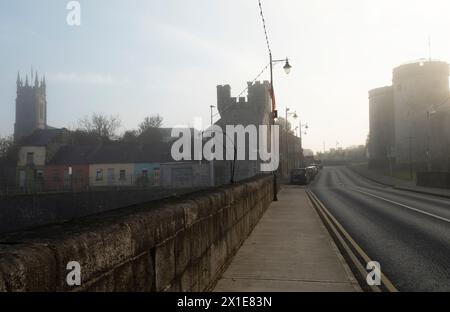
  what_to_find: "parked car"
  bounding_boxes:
[306,166,318,180]
[311,163,322,171]
[290,168,311,185]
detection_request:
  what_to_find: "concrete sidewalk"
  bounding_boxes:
[213,186,360,292]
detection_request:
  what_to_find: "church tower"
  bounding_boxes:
[14,70,47,141]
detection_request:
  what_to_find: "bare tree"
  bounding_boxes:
[0,135,18,162]
[138,115,163,134]
[121,130,139,143]
[78,113,121,140]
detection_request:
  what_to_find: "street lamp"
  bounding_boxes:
[299,121,308,140]
[269,55,292,201]
[269,56,292,119]
[285,108,297,130]
[283,58,292,75]
[283,107,298,178]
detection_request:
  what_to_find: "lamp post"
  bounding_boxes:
[269,56,292,201]
[299,121,308,141]
[299,121,308,167]
[284,107,297,177]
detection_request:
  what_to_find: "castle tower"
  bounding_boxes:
[14,70,47,141]
[392,60,450,168]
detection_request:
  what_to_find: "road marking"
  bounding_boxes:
[306,190,398,292]
[351,188,450,224]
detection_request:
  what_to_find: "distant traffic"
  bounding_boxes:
[290,162,323,185]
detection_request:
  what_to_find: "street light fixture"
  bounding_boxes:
[269,56,292,201]
[283,58,292,75]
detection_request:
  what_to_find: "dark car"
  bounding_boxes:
[290,168,310,185]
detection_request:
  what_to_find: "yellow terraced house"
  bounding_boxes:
[89,163,135,187]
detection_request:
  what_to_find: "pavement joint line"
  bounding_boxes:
[220,277,355,285]
[306,190,398,292]
[350,187,450,224]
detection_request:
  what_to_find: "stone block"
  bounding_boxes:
[83,272,115,292]
[155,238,175,291]
[132,252,154,292]
[154,205,185,245]
[198,249,211,291]
[181,200,200,226]
[175,228,191,277]
[0,244,56,292]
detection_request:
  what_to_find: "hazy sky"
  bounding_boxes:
[1,0,450,152]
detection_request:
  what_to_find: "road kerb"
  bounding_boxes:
[306,190,398,292]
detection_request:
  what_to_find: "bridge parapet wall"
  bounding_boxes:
[0,175,273,292]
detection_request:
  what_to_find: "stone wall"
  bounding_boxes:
[417,172,450,189]
[0,175,274,292]
[0,187,202,234]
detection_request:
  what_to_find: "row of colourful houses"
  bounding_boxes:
[16,129,212,191]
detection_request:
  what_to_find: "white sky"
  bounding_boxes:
[1,0,450,152]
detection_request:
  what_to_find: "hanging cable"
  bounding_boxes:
[210,0,274,122]
[258,0,272,56]
[211,62,274,119]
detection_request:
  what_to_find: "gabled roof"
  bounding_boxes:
[20,128,67,146]
[48,141,175,165]
[47,145,100,165]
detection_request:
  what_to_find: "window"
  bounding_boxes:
[26,152,34,165]
[73,169,82,183]
[19,170,26,187]
[153,168,160,186]
[119,169,126,181]
[63,169,71,187]
[95,169,103,181]
[36,170,44,184]
[142,169,148,177]
[52,170,60,182]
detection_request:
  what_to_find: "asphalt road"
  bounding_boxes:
[308,166,450,292]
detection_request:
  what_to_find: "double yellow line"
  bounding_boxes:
[306,190,398,292]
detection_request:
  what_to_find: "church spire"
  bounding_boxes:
[35,71,39,87]
[25,75,29,87]
[16,71,21,87]
[42,75,46,95]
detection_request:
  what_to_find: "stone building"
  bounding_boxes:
[214,81,273,184]
[393,60,450,171]
[14,71,48,141]
[368,86,394,169]
[216,81,272,128]
[214,81,303,182]
[369,59,450,171]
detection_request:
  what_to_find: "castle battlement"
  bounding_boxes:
[216,80,272,126]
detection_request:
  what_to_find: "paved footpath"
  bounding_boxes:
[214,185,360,292]
[349,164,450,199]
